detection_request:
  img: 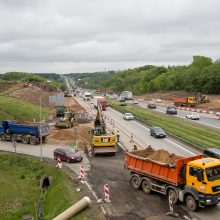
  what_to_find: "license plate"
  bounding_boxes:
[102,138,109,143]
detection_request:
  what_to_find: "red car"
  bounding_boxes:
[54,148,83,163]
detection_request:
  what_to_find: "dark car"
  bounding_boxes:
[150,127,166,138]
[203,148,220,159]
[54,148,83,163]
[166,106,177,115]
[148,103,156,109]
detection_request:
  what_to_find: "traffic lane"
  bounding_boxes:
[105,108,197,157]
[137,101,220,129]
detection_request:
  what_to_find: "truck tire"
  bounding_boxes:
[10,134,17,142]
[131,175,141,189]
[142,179,152,194]
[21,135,29,144]
[30,137,37,145]
[1,134,6,141]
[186,195,198,212]
[168,189,178,204]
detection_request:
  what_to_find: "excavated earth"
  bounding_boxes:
[131,146,182,164]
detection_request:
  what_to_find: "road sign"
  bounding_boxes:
[49,93,64,103]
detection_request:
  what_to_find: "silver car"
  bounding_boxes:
[123,113,134,120]
[186,112,200,120]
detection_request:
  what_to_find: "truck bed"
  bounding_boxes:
[125,150,202,186]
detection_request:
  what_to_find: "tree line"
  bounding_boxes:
[71,56,220,95]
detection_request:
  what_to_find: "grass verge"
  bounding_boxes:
[0,96,50,121]
[0,152,103,220]
[108,99,220,150]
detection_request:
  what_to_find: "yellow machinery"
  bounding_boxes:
[91,104,117,155]
[55,107,75,128]
[195,93,209,103]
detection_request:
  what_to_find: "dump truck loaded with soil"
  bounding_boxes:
[125,147,220,211]
[0,120,50,145]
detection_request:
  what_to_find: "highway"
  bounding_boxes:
[137,100,220,130]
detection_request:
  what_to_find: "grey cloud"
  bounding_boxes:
[0,0,220,73]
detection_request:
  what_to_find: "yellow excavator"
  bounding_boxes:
[55,107,75,128]
[195,92,209,103]
[90,104,117,156]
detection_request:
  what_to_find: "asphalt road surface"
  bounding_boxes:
[137,100,220,130]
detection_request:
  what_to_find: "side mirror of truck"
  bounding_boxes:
[197,170,204,182]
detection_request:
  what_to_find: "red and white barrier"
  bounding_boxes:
[104,184,111,203]
[56,157,62,169]
[166,196,179,217]
[79,165,84,179]
[87,145,92,157]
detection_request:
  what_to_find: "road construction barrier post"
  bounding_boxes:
[52,196,91,220]
[104,184,111,203]
[56,157,62,169]
[79,165,84,180]
[166,196,179,217]
[87,145,92,158]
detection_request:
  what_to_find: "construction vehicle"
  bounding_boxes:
[94,96,107,111]
[55,106,67,117]
[173,97,196,107]
[121,91,133,100]
[0,120,50,145]
[90,104,117,155]
[195,93,209,103]
[55,107,75,128]
[125,148,220,212]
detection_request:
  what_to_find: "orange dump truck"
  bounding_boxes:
[173,97,196,107]
[125,148,220,211]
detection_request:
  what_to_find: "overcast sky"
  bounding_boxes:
[0,0,219,73]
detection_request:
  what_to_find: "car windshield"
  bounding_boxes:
[154,128,163,132]
[206,165,220,181]
[125,113,132,116]
[65,149,76,154]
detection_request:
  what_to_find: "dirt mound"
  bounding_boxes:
[132,146,182,164]
[0,82,19,93]
[47,128,75,143]
[9,85,57,108]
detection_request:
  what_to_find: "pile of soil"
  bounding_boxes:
[47,128,75,143]
[132,146,182,164]
[9,85,58,108]
[0,82,19,93]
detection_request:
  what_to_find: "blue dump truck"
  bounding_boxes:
[0,120,50,145]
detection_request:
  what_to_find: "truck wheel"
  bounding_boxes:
[1,134,6,141]
[186,195,198,212]
[21,136,29,144]
[168,189,178,204]
[142,179,151,194]
[131,175,140,189]
[30,137,37,145]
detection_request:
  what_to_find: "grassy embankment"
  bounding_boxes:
[108,99,220,150]
[0,152,93,220]
[0,96,50,121]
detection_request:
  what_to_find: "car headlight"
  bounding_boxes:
[206,199,211,204]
